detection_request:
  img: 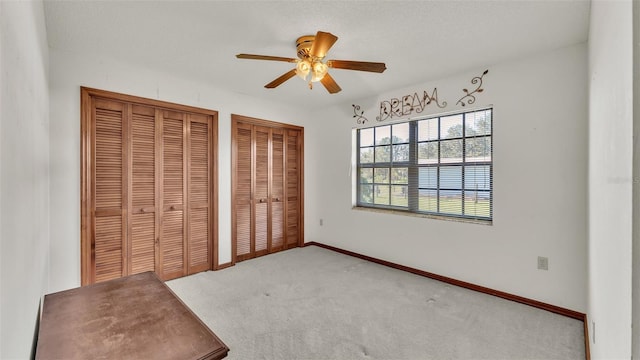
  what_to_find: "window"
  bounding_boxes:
[356,108,492,221]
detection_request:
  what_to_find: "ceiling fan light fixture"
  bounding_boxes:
[310,61,328,82]
[295,58,328,84]
[295,60,311,80]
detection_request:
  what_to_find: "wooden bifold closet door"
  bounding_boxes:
[81,87,218,285]
[232,115,303,263]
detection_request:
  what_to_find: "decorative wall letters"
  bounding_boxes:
[353,69,489,124]
[376,88,447,122]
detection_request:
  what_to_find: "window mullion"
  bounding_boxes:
[436,117,441,213]
[461,113,466,216]
[356,129,361,206]
[408,121,418,211]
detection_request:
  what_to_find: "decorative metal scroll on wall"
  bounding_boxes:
[352,104,367,124]
[456,69,488,107]
[352,69,489,124]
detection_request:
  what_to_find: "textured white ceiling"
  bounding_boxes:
[43,0,590,109]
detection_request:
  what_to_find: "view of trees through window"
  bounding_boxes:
[357,108,492,221]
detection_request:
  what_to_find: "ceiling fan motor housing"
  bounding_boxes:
[296,35,316,59]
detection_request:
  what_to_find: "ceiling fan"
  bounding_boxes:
[236,31,386,94]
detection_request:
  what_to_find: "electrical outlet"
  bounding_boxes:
[320,219,323,226]
[537,256,549,270]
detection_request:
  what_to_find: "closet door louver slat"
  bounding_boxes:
[94,217,123,282]
[130,105,157,275]
[130,213,155,274]
[161,210,184,276]
[93,100,125,283]
[234,123,253,261]
[286,130,300,249]
[161,112,186,280]
[254,126,270,255]
[188,116,211,273]
[271,129,285,252]
[189,208,209,269]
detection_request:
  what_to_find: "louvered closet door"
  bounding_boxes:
[82,88,218,286]
[286,129,301,249]
[270,128,285,252]
[234,122,253,262]
[92,99,126,283]
[128,105,158,275]
[160,110,187,280]
[254,126,270,257]
[232,116,303,264]
[187,114,212,274]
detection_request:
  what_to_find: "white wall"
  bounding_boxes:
[588,0,634,358]
[48,49,307,292]
[0,1,51,359]
[305,43,588,312]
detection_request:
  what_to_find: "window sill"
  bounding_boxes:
[352,206,492,226]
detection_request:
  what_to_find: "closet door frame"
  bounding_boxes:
[230,114,304,265]
[80,87,219,286]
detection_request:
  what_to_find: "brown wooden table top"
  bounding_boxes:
[36,271,229,360]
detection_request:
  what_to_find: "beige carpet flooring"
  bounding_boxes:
[167,245,585,360]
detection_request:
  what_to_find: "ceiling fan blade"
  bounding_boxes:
[320,73,342,94]
[265,69,297,89]
[309,31,338,59]
[236,54,297,63]
[327,60,387,73]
